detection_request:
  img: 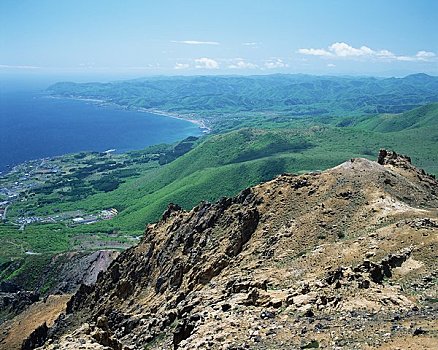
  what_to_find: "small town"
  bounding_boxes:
[15,207,118,229]
[0,155,119,228]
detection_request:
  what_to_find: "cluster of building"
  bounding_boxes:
[0,160,64,226]
[100,208,118,220]
[16,216,52,225]
[1,160,60,207]
[71,208,119,226]
[14,208,119,229]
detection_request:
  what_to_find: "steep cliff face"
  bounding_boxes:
[42,250,120,295]
[33,151,438,349]
[0,250,120,298]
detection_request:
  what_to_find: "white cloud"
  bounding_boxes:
[0,64,40,69]
[375,49,396,59]
[264,59,288,69]
[172,40,219,45]
[194,57,219,69]
[416,50,436,60]
[174,63,190,70]
[298,42,379,58]
[329,42,374,57]
[297,42,436,62]
[297,48,332,57]
[327,63,336,68]
[228,58,258,69]
[396,56,416,62]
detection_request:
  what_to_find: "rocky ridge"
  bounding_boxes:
[14,151,438,349]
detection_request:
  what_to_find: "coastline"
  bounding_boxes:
[136,107,211,134]
[0,94,210,175]
[48,94,212,134]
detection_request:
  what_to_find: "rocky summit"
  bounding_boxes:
[8,151,438,349]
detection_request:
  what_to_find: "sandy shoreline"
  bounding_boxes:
[136,107,211,133]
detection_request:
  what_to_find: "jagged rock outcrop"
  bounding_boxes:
[18,151,438,349]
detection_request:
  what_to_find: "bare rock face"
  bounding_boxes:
[34,151,438,350]
[35,250,120,295]
[377,149,412,166]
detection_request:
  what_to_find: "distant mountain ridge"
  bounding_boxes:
[48,73,438,132]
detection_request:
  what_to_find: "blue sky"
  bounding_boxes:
[1,0,437,79]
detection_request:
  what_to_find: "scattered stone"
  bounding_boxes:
[269,298,283,308]
[26,150,438,350]
[413,327,428,336]
[260,310,275,319]
[300,339,320,349]
[221,303,231,312]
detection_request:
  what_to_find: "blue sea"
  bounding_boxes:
[0,86,202,173]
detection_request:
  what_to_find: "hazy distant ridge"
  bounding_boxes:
[48,74,438,131]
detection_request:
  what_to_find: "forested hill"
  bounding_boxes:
[48,73,438,131]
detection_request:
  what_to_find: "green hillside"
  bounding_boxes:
[16,115,436,234]
[354,103,438,132]
[2,102,438,246]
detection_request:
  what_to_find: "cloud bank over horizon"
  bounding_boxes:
[298,42,436,63]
